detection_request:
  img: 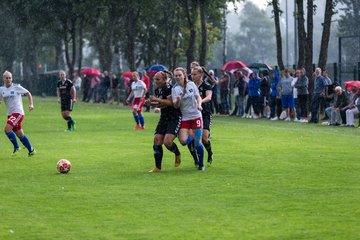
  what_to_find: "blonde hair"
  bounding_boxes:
[191,66,203,74]
[3,70,12,77]
[174,67,188,84]
[190,61,200,67]
[59,70,66,77]
[335,86,342,93]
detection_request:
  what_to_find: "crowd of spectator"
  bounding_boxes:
[72,66,360,128]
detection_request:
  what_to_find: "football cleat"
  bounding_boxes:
[207,153,213,167]
[174,154,181,167]
[12,147,21,156]
[28,149,36,157]
[198,165,205,171]
[134,125,142,130]
[194,160,199,168]
[148,167,161,173]
[71,120,77,131]
[65,128,72,132]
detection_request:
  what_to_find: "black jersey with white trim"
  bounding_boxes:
[155,83,181,120]
[57,79,73,100]
[198,81,212,114]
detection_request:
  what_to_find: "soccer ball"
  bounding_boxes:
[57,159,71,174]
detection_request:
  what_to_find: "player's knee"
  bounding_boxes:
[163,139,173,148]
[179,139,187,146]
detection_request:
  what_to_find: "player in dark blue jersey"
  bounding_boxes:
[57,70,77,132]
[192,66,214,166]
[147,71,182,172]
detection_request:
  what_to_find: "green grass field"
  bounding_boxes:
[1,97,360,239]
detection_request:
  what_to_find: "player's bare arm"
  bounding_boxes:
[150,95,173,107]
[196,95,202,111]
[71,86,77,102]
[202,90,212,103]
[26,91,34,111]
[56,88,61,103]
[173,96,181,109]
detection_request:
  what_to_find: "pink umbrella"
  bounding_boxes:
[121,71,133,78]
[81,68,101,76]
[344,80,360,90]
[221,60,247,72]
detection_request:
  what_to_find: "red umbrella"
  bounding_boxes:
[81,68,101,76]
[221,60,247,72]
[121,71,133,78]
[344,80,360,90]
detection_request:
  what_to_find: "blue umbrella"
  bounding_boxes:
[148,64,168,75]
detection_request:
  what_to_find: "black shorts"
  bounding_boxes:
[202,113,212,131]
[61,99,74,112]
[155,117,181,135]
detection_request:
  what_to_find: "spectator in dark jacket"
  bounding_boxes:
[259,71,270,118]
[244,72,261,118]
[269,70,281,120]
[294,67,309,121]
[309,68,326,123]
[231,70,247,116]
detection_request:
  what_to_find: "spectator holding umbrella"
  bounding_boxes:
[219,69,230,114]
[109,74,120,105]
[80,68,101,103]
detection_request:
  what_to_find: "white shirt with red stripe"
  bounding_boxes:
[131,80,146,98]
[172,81,202,121]
[0,83,29,115]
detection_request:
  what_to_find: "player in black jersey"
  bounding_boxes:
[192,66,214,166]
[147,71,182,172]
[57,70,77,132]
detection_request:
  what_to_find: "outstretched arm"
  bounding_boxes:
[71,86,77,102]
[56,88,61,103]
[26,91,34,111]
[196,95,202,111]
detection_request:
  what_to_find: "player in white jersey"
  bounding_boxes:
[0,71,36,157]
[172,67,205,171]
[126,71,147,130]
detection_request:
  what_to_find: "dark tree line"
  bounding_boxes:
[0,0,240,90]
[270,0,338,78]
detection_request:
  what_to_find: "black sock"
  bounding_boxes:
[166,143,180,156]
[153,144,163,169]
[65,116,73,129]
[203,141,212,156]
[187,140,199,163]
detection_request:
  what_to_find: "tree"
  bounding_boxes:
[228,2,276,64]
[338,0,360,64]
[296,0,306,68]
[120,0,142,71]
[271,0,285,70]
[199,0,208,66]
[0,6,17,71]
[305,0,314,93]
[91,0,125,72]
[182,0,199,71]
[41,0,92,76]
[318,0,337,71]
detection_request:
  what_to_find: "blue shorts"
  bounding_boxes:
[281,95,294,109]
